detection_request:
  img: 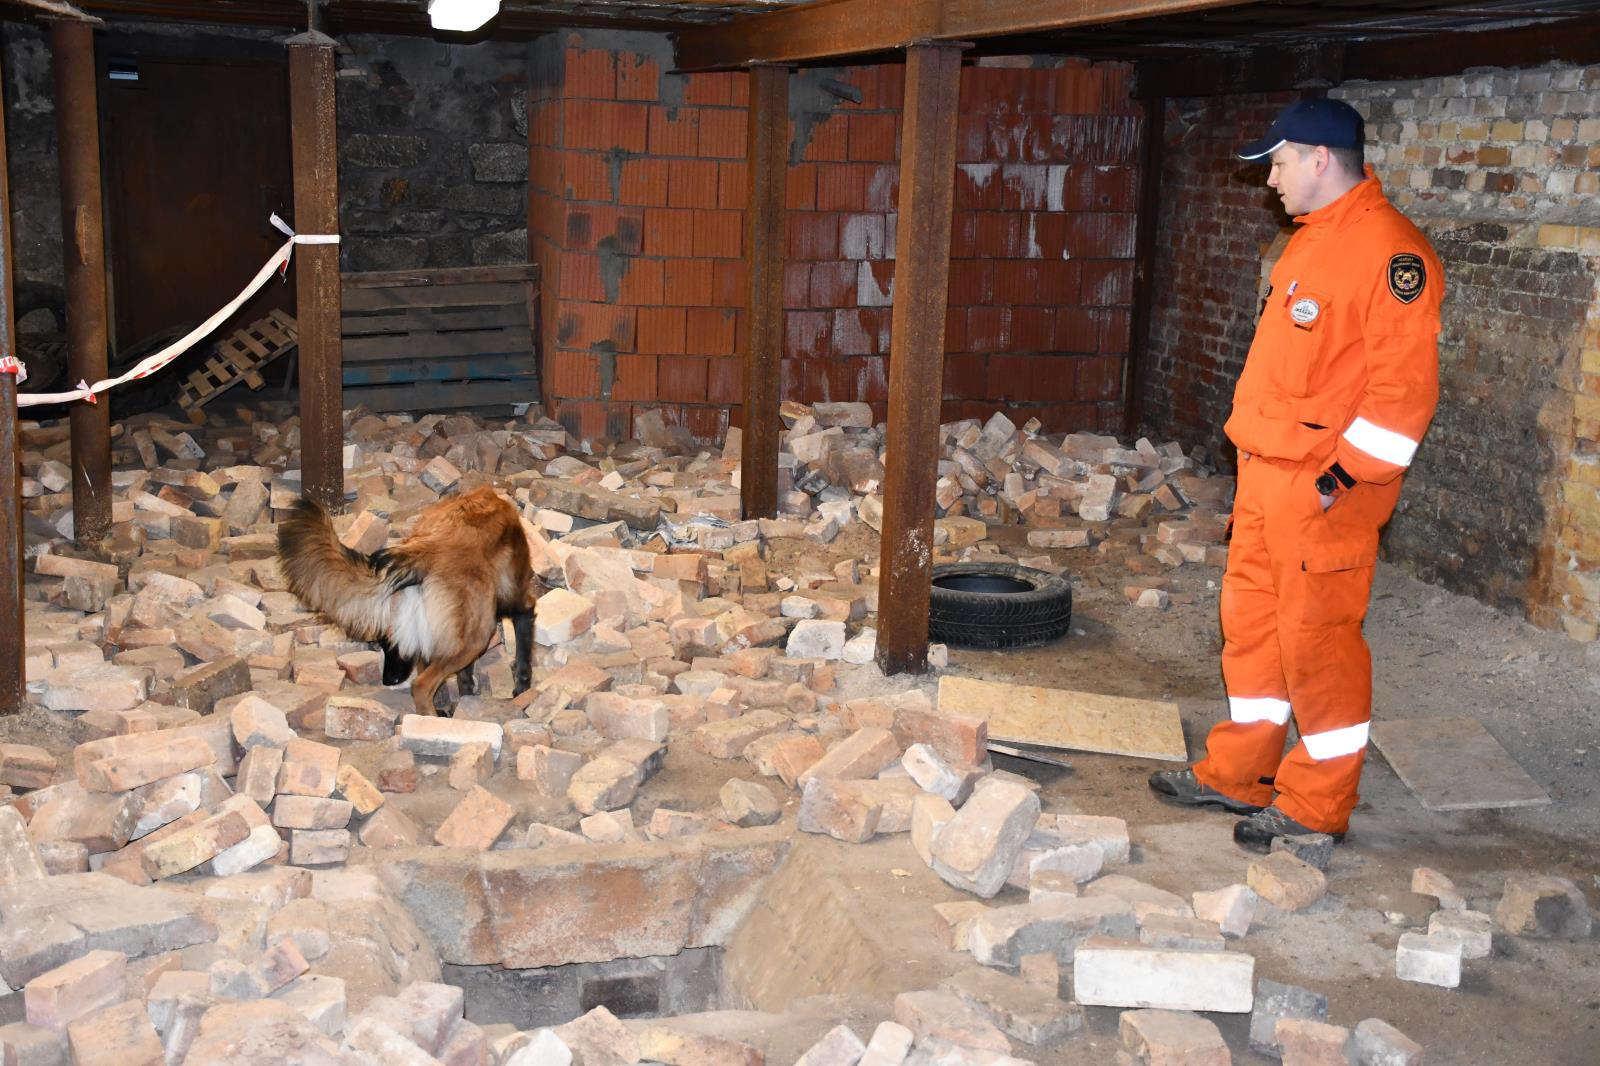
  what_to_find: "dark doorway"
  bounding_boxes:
[99,40,294,352]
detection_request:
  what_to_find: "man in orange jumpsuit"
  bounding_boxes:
[1150,98,1444,851]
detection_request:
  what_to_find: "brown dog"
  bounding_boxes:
[276,485,539,716]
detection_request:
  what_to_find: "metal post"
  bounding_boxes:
[51,18,112,544]
[0,49,25,714]
[876,43,962,676]
[740,64,790,520]
[288,32,343,511]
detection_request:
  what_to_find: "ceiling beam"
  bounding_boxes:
[672,0,1257,70]
[1133,14,1600,97]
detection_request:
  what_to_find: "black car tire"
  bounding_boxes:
[928,561,1073,649]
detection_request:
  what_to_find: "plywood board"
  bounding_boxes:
[938,676,1187,762]
[1370,716,1551,811]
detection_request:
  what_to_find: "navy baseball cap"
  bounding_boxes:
[1238,98,1364,160]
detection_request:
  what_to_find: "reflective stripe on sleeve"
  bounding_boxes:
[1301,721,1370,760]
[1342,417,1419,468]
[1229,696,1292,726]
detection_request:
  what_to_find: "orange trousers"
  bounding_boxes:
[1193,455,1401,834]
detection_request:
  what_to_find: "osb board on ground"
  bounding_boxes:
[1371,716,1551,811]
[937,676,1187,762]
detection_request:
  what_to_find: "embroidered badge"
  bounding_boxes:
[1290,297,1321,325]
[1388,253,1426,304]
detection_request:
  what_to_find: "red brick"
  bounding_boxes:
[1078,355,1124,400]
[563,153,612,202]
[648,106,699,156]
[638,307,687,354]
[967,307,1010,352]
[718,162,748,209]
[847,113,897,162]
[788,213,839,260]
[619,158,670,206]
[1065,213,1135,258]
[808,261,857,308]
[693,209,743,258]
[955,165,1004,210]
[959,67,1016,114]
[560,253,606,302]
[1082,261,1134,305]
[832,309,880,356]
[663,259,715,306]
[564,48,616,99]
[547,351,602,398]
[698,108,748,159]
[974,214,1022,258]
[683,72,733,106]
[563,100,647,152]
[944,307,968,354]
[950,212,978,257]
[712,259,745,306]
[947,260,993,305]
[1102,65,1136,114]
[816,164,868,211]
[853,355,890,402]
[729,71,749,106]
[558,303,637,352]
[707,355,742,404]
[611,353,658,402]
[1038,261,1082,304]
[681,405,726,441]
[1055,308,1097,352]
[1011,307,1055,351]
[956,115,989,163]
[783,263,810,309]
[617,258,665,305]
[799,114,848,161]
[864,165,899,211]
[786,163,818,210]
[565,204,644,253]
[993,261,1042,304]
[667,159,720,209]
[1098,308,1132,354]
[1029,212,1070,259]
[686,307,738,356]
[944,354,986,398]
[785,310,832,359]
[1088,165,1139,211]
[617,53,660,101]
[659,355,710,402]
[644,208,696,257]
[555,399,632,441]
[1056,64,1105,114]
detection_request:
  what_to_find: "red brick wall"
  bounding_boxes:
[529,34,1141,441]
[1140,91,1306,461]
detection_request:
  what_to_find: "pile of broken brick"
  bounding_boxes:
[5,401,1589,1064]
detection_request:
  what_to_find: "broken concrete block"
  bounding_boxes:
[378,749,420,793]
[170,656,253,712]
[1269,832,1335,871]
[1352,1019,1423,1066]
[66,999,163,1066]
[37,663,152,713]
[1247,853,1327,912]
[799,727,902,787]
[230,695,294,750]
[550,1006,639,1066]
[638,1027,762,1066]
[1040,814,1130,865]
[27,784,139,854]
[141,811,250,879]
[399,715,504,761]
[566,755,644,815]
[448,741,495,791]
[1493,874,1593,939]
[793,1024,865,1066]
[859,1021,913,1066]
[1118,1009,1229,1066]
[968,896,1135,968]
[359,806,423,850]
[271,796,354,831]
[798,778,881,844]
[24,949,127,1032]
[335,764,385,817]
[290,829,351,866]
[932,901,991,953]
[78,733,216,793]
[1275,1019,1355,1065]
[1249,977,1329,1058]
[1410,867,1466,911]
[1193,884,1257,939]
[911,793,956,866]
[0,743,57,790]
[236,745,285,807]
[929,777,1040,898]
[1138,914,1225,951]
[1427,909,1492,959]
[786,619,846,660]
[902,743,971,804]
[1083,876,1193,921]
[720,779,781,827]
[941,966,1083,1046]
[324,696,400,741]
[275,738,341,798]
[1072,938,1254,1013]
[534,588,598,646]
[517,745,585,798]
[585,692,669,743]
[434,786,514,850]
[893,990,1009,1054]
[1394,932,1460,988]
[0,805,47,887]
[691,710,790,759]
[0,1021,69,1065]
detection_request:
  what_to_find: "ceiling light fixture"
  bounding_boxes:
[427,0,501,33]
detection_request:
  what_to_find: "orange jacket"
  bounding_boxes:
[1225,174,1444,484]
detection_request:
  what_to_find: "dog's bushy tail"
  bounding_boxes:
[276,497,413,643]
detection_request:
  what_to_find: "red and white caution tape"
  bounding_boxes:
[15,214,339,408]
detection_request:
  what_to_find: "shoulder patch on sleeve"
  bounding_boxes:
[1388,253,1426,304]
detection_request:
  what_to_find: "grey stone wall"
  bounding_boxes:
[2,22,66,329]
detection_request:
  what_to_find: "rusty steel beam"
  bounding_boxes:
[52,19,113,545]
[740,64,790,521]
[673,0,1257,70]
[288,33,344,512]
[0,51,24,715]
[1123,94,1166,439]
[876,42,962,677]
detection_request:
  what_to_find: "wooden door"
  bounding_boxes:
[101,53,294,351]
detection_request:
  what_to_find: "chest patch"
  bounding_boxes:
[1290,297,1322,325]
[1388,253,1426,304]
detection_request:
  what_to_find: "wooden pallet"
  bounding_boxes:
[339,265,541,414]
[176,309,299,421]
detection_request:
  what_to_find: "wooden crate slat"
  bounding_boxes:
[340,282,527,313]
[340,303,529,337]
[340,377,541,413]
[342,327,533,364]
[342,353,540,387]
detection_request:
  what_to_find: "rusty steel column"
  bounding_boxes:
[741,64,790,520]
[876,42,963,677]
[288,32,344,511]
[51,18,112,544]
[0,50,25,714]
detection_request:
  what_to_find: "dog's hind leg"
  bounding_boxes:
[455,662,478,698]
[411,651,479,718]
[509,609,533,697]
[379,639,413,687]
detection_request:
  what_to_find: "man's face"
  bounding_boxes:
[1266,143,1323,216]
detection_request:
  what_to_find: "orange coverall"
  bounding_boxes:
[1192,173,1444,834]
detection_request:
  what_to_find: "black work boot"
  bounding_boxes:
[1232,805,1345,853]
[1148,769,1265,815]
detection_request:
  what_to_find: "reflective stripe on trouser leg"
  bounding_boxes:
[1302,721,1370,760]
[1193,456,1288,809]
